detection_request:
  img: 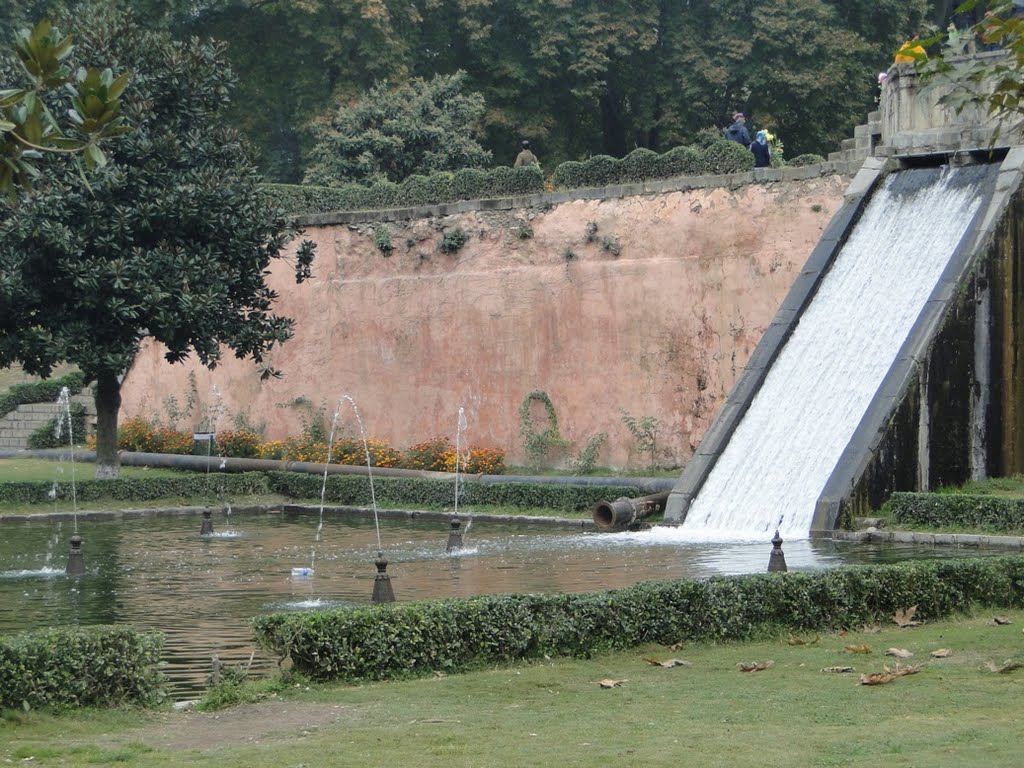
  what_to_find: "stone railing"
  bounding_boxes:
[881,51,1023,154]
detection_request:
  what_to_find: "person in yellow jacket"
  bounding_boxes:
[894,36,927,63]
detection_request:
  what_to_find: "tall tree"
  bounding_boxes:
[304,71,491,185]
[0,2,315,478]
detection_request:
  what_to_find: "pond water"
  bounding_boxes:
[0,509,1006,697]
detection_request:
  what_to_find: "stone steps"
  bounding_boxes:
[0,394,95,449]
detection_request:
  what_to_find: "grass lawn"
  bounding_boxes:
[3,610,1024,766]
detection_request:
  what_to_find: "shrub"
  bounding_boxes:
[403,437,455,472]
[0,473,270,505]
[888,492,1024,532]
[619,148,660,182]
[251,556,1024,682]
[263,472,638,512]
[374,227,394,255]
[439,227,469,253]
[578,154,620,187]
[657,145,702,178]
[701,139,755,174]
[451,167,489,201]
[0,626,165,709]
[26,403,88,449]
[257,440,287,460]
[787,153,826,167]
[216,430,262,459]
[551,160,586,189]
[0,371,87,420]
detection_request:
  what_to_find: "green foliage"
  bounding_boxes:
[621,410,660,471]
[265,166,543,217]
[0,370,84,419]
[439,227,468,254]
[578,154,620,187]
[215,429,262,459]
[0,19,131,196]
[511,219,533,240]
[619,148,661,182]
[0,3,316,477]
[263,471,637,513]
[0,626,165,709]
[919,2,1024,144]
[551,161,585,189]
[889,492,1024,532]
[25,402,86,449]
[374,227,393,255]
[571,432,607,474]
[519,391,569,471]
[251,556,1024,682]
[0,472,270,505]
[304,71,492,185]
[787,153,826,167]
[701,139,756,174]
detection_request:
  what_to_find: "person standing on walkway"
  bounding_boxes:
[514,140,538,167]
[750,130,771,168]
[724,112,751,146]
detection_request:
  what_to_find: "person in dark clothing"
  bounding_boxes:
[750,130,771,168]
[724,112,751,146]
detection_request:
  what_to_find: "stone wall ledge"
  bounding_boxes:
[298,162,850,227]
[831,529,1024,549]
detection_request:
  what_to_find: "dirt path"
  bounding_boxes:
[133,698,352,751]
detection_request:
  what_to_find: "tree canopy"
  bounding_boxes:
[91,0,938,182]
[0,2,315,477]
[304,71,491,185]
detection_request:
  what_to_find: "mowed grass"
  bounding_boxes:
[3,610,1024,767]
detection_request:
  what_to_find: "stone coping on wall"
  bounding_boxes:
[296,161,855,227]
[832,528,1024,550]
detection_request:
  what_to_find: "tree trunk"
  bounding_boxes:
[94,371,121,479]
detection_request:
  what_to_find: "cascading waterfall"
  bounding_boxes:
[680,165,993,542]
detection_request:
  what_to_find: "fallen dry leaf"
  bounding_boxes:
[787,634,821,646]
[844,643,873,654]
[861,624,882,635]
[737,660,775,672]
[642,658,691,668]
[596,679,626,689]
[993,616,1013,625]
[930,648,953,659]
[885,648,914,659]
[860,663,921,685]
[894,606,921,628]
[986,660,1023,674]
[821,666,855,673]
[668,642,685,651]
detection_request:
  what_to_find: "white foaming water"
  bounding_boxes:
[679,166,990,542]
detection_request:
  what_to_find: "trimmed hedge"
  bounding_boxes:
[0,472,270,505]
[889,492,1024,532]
[0,626,165,709]
[0,371,86,420]
[788,153,827,167]
[701,139,756,174]
[269,137,832,217]
[268,165,544,217]
[264,472,641,513]
[251,556,1024,682]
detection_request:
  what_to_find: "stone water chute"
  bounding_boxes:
[664,149,1024,539]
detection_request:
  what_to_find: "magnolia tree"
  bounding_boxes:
[0,19,129,196]
[0,3,315,478]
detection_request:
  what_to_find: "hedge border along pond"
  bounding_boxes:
[0,470,642,515]
[889,492,1024,532]
[251,556,1024,682]
[0,626,165,710]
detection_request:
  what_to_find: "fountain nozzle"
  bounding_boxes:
[66,534,85,576]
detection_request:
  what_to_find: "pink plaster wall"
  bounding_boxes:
[120,176,849,469]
